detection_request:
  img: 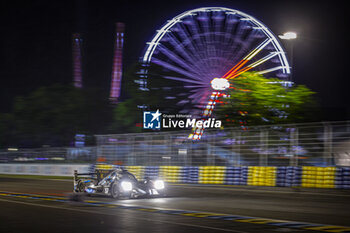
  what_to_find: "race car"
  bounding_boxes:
[73,167,166,199]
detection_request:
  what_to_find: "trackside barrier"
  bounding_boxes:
[199,166,226,184]
[115,165,348,189]
[301,166,336,188]
[1,164,349,189]
[0,164,90,176]
[247,166,276,186]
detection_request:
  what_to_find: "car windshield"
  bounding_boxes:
[108,171,116,178]
[122,171,137,181]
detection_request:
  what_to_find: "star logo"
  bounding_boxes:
[150,109,162,122]
[143,110,162,129]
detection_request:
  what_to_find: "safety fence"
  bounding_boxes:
[1,121,349,166]
[94,164,350,189]
[95,121,350,167]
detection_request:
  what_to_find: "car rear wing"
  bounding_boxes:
[73,166,116,186]
[73,170,101,191]
[73,170,99,181]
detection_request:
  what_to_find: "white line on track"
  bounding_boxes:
[3,176,349,197]
[0,198,248,233]
[171,185,350,197]
[12,177,349,197]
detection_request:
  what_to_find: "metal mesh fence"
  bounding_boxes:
[1,121,349,166]
[95,121,350,167]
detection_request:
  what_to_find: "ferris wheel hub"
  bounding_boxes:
[211,78,230,90]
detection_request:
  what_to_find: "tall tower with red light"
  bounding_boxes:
[110,22,125,103]
[72,33,83,88]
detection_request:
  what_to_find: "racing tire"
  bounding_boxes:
[77,181,85,192]
[110,182,120,199]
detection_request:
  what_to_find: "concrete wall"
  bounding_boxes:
[0,164,90,176]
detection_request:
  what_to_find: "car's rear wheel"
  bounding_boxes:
[110,183,120,199]
[77,181,85,192]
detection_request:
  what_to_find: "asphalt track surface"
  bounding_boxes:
[1,177,350,233]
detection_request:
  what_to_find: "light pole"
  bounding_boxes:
[279,32,298,165]
[279,32,297,82]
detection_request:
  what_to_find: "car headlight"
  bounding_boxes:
[154,180,165,189]
[121,181,132,191]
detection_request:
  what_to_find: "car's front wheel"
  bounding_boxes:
[110,183,120,199]
[157,190,166,197]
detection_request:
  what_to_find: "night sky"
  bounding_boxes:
[0,0,348,120]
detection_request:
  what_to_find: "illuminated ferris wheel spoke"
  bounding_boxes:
[166,33,199,64]
[177,25,200,56]
[166,33,212,74]
[222,59,244,78]
[223,38,272,79]
[244,38,272,60]
[228,52,281,79]
[223,59,249,79]
[258,66,289,75]
[174,24,209,64]
[223,19,235,45]
[186,17,201,41]
[152,58,202,81]
[189,90,209,107]
[228,23,257,56]
[188,91,205,101]
[184,85,209,89]
[200,18,211,45]
[158,45,205,76]
[164,76,208,85]
[189,42,279,139]
[141,7,291,140]
[248,52,281,68]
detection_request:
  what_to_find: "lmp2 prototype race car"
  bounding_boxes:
[73,167,166,199]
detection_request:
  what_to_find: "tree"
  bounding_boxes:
[110,99,143,133]
[108,63,145,133]
[0,84,113,148]
[217,72,317,127]
[0,113,17,147]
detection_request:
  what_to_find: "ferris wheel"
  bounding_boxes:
[140,7,291,139]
